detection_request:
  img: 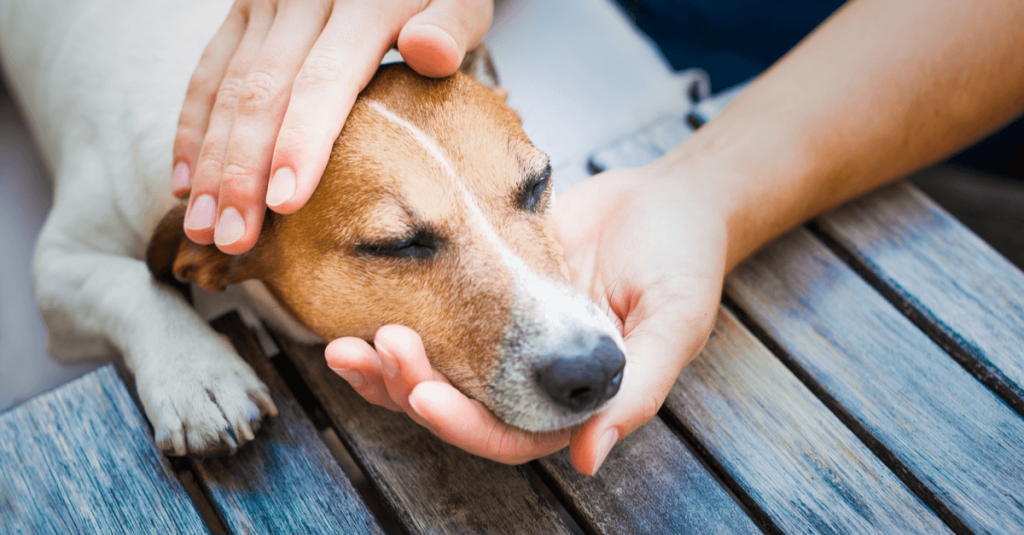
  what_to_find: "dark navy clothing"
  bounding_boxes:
[615,0,1023,176]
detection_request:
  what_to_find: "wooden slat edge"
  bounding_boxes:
[814,177,1024,416]
[274,333,574,535]
[0,365,208,534]
[662,307,952,534]
[727,227,1024,533]
[190,312,383,535]
[535,415,761,534]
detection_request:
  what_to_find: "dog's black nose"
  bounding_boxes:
[536,336,625,413]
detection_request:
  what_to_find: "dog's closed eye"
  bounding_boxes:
[357,228,442,260]
[518,164,552,213]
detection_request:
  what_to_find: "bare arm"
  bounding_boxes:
[658,0,1024,271]
[328,0,1024,475]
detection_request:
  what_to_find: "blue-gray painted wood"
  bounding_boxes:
[587,100,951,534]
[664,308,950,534]
[537,415,761,534]
[0,365,208,535]
[193,313,383,535]
[727,227,1024,533]
[588,115,695,172]
[815,177,1024,414]
[274,334,574,535]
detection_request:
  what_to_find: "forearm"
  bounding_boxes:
[654,0,1024,271]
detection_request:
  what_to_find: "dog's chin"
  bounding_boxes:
[484,378,623,433]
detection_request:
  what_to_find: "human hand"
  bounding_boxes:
[326,164,728,474]
[551,164,727,474]
[173,0,493,254]
[326,326,572,465]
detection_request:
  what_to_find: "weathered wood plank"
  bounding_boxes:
[0,365,207,534]
[191,313,383,535]
[588,115,695,171]
[664,307,951,534]
[726,227,1024,533]
[587,97,952,534]
[274,335,573,535]
[586,81,746,173]
[815,177,1024,414]
[537,415,761,534]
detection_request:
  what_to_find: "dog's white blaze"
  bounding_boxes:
[366,100,625,430]
[365,100,567,306]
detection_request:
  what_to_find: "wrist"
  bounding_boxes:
[646,113,819,272]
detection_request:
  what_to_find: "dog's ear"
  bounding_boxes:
[459,44,508,101]
[146,204,267,293]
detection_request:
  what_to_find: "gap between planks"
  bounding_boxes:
[806,220,1024,420]
[653,409,780,535]
[720,295,973,535]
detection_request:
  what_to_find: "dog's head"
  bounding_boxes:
[148,49,626,432]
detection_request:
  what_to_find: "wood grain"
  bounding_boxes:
[275,335,574,535]
[727,227,1024,534]
[192,313,383,535]
[537,415,761,534]
[588,106,952,533]
[588,115,695,172]
[664,307,951,534]
[816,178,1024,414]
[0,365,207,534]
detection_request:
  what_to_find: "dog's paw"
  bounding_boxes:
[135,342,279,457]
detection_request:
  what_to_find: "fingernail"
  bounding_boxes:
[330,367,364,387]
[592,428,619,475]
[379,352,401,378]
[184,194,216,229]
[172,162,189,190]
[266,168,296,207]
[408,392,425,417]
[215,206,246,246]
[407,387,440,431]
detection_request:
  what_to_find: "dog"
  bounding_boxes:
[0,0,626,457]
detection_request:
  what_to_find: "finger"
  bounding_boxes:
[569,304,716,475]
[172,7,246,198]
[359,383,405,412]
[184,5,275,245]
[211,1,331,254]
[408,382,570,464]
[265,0,422,215]
[397,0,494,77]
[326,337,379,387]
[374,325,435,411]
[325,337,402,411]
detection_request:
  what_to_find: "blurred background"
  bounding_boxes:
[1,0,1020,413]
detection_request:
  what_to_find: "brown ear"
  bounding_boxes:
[459,44,508,101]
[146,204,267,293]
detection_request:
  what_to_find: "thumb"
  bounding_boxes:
[398,0,494,77]
[569,304,717,475]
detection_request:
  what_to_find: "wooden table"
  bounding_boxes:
[3,114,1024,534]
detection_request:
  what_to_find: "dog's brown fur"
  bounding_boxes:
[148,60,567,406]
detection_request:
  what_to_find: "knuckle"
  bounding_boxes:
[637,393,662,425]
[237,70,283,114]
[273,126,303,153]
[174,126,204,153]
[219,163,260,190]
[297,51,345,87]
[186,67,215,97]
[195,147,226,177]
[176,120,206,141]
[214,77,246,111]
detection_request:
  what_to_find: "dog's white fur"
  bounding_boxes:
[0,0,627,454]
[0,0,282,454]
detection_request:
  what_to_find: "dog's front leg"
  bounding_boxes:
[34,245,277,456]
